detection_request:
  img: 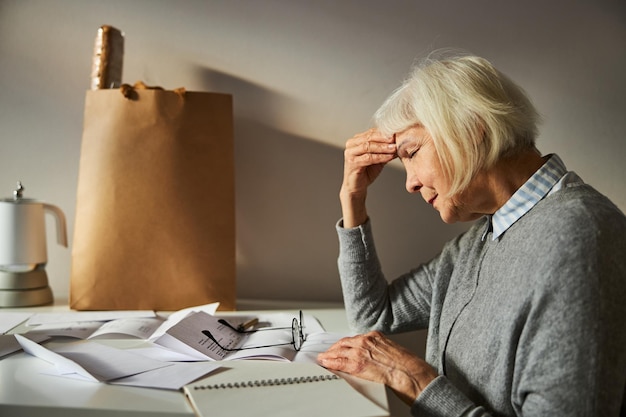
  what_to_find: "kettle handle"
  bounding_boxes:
[43,203,68,248]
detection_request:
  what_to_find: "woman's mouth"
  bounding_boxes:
[428,195,437,206]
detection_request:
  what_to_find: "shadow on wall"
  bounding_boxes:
[234,118,346,301]
[195,67,470,303]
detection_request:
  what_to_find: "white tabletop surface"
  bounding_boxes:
[0,299,385,417]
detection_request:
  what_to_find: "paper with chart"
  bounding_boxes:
[155,311,246,360]
[155,310,341,362]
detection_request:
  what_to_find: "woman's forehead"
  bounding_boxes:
[396,126,431,147]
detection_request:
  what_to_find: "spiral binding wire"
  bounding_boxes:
[193,374,340,390]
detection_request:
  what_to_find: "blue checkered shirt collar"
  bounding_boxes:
[483,154,569,241]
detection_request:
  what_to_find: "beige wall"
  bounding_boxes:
[2,2,624,414]
[1,0,624,304]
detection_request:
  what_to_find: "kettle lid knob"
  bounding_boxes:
[13,181,24,200]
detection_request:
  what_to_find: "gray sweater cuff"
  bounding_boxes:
[412,376,481,417]
[336,218,376,262]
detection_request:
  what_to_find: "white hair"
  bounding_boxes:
[374,52,541,196]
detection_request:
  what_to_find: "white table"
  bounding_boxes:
[0,299,388,417]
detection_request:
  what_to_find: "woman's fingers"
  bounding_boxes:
[342,129,396,190]
[318,331,438,404]
[318,332,393,373]
[345,129,396,165]
[340,129,397,227]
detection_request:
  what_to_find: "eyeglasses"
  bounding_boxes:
[202,310,306,352]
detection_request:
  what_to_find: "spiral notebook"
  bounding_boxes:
[183,361,389,417]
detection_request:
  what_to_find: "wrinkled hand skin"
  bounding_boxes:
[340,128,397,228]
[317,331,438,405]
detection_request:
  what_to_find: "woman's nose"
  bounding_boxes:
[405,175,422,194]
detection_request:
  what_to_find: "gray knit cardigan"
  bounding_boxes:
[336,183,626,416]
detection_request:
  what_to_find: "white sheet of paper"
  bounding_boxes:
[0,333,49,358]
[111,361,221,390]
[51,341,171,381]
[16,334,221,390]
[88,316,165,339]
[0,312,32,334]
[37,350,219,390]
[128,343,207,362]
[16,335,170,382]
[26,321,104,339]
[148,302,220,341]
[16,334,99,382]
[25,317,165,340]
[26,310,156,326]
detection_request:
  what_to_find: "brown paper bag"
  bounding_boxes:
[70,86,236,311]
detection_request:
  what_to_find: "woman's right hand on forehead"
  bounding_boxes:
[342,128,397,195]
[339,129,397,228]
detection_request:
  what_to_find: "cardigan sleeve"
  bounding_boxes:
[336,218,434,334]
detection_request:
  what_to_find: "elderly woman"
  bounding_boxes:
[317,54,626,416]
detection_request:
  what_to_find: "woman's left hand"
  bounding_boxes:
[317,331,438,405]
